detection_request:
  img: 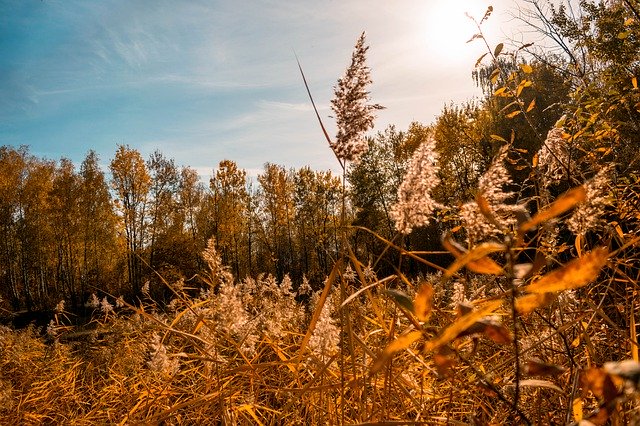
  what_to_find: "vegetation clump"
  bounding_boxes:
[2,1,640,424]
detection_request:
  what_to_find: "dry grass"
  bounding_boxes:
[2,235,639,425]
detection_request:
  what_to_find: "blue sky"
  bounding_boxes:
[1,0,519,177]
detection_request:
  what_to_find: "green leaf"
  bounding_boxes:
[383,289,414,312]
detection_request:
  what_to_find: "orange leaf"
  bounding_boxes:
[371,331,423,374]
[444,242,505,278]
[526,98,536,112]
[483,322,513,344]
[519,186,587,233]
[572,397,583,422]
[581,367,621,403]
[523,248,609,294]
[515,292,557,314]
[424,300,503,352]
[442,233,504,278]
[524,358,567,376]
[414,282,434,322]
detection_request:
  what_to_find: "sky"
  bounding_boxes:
[0,0,525,177]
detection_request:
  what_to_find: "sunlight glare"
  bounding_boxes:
[423,1,493,64]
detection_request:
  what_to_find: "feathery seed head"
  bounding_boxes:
[330,32,383,163]
[390,135,442,234]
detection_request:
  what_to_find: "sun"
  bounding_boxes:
[423,1,493,64]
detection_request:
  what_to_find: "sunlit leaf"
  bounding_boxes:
[515,292,557,314]
[520,63,533,74]
[442,234,504,278]
[633,76,638,89]
[575,233,583,257]
[414,282,434,322]
[490,68,501,84]
[581,367,622,402]
[371,330,423,374]
[424,300,503,352]
[490,134,508,143]
[524,248,609,294]
[454,314,511,344]
[506,110,521,118]
[519,186,587,233]
[526,98,536,112]
[493,87,507,96]
[572,397,583,422]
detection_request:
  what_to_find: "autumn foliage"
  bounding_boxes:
[2,1,640,424]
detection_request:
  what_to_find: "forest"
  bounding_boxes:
[1,1,640,424]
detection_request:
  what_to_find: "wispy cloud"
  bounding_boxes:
[1,0,519,176]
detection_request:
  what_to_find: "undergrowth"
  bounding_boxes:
[3,6,640,426]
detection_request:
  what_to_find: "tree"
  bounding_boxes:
[147,151,179,269]
[49,158,82,305]
[256,163,296,280]
[209,160,250,278]
[110,145,151,293]
[78,150,119,300]
[293,167,341,281]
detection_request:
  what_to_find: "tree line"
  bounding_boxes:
[2,0,639,314]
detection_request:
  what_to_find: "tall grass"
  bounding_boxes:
[3,20,640,426]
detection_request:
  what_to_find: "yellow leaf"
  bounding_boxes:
[442,235,504,278]
[515,292,557,314]
[519,186,587,233]
[424,300,503,352]
[631,305,639,362]
[572,397,583,422]
[490,134,508,143]
[371,331,423,373]
[633,76,638,89]
[524,248,609,294]
[494,87,507,96]
[490,68,500,85]
[520,63,533,74]
[526,98,536,112]
[414,282,434,322]
[506,110,521,118]
[625,18,635,26]
[575,234,583,258]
